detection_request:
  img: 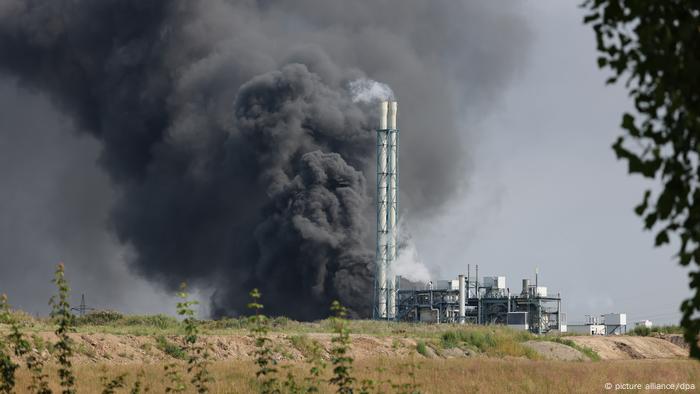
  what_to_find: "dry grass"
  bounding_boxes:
[10,358,700,393]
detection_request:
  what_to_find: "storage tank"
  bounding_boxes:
[521,279,530,295]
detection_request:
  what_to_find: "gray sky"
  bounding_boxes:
[411,0,689,325]
[0,1,689,325]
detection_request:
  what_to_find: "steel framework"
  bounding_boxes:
[374,101,399,319]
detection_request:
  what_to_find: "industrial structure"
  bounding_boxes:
[372,101,566,333]
[374,100,399,319]
[569,313,627,335]
[394,266,566,334]
[371,101,565,334]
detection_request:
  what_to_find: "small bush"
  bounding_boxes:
[288,334,318,358]
[201,317,249,330]
[440,331,461,349]
[156,335,187,360]
[270,316,290,328]
[122,314,179,329]
[416,341,429,357]
[0,308,35,326]
[630,326,651,336]
[629,325,683,337]
[75,310,124,326]
[50,263,77,393]
[440,330,496,351]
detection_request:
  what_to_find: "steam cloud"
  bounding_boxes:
[0,0,529,319]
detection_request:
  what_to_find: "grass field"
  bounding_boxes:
[3,310,698,393]
[9,358,700,393]
[1,274,696,393]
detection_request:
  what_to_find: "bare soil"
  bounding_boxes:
[24,332,420,364]
[569,336,688,360]
[523,340,587,361]
[15,332,689,365]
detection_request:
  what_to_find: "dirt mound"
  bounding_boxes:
[9,331,688,365]
[523,341,587,361]
[569,336,688,360]
[10,332,421,365]
[653,333,688,349]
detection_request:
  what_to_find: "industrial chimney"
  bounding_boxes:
[375,100,399,319]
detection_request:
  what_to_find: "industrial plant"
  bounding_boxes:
[372,101,565,333]
[394,269,566,334]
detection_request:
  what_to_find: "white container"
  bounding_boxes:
[568,324,606,335]
[635,320,652,328]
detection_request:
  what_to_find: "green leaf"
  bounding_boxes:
[634,190,651,215]
[655,230,670,246]
[621,113,639,136]
[644,212,657,229]
[583,12,600,24]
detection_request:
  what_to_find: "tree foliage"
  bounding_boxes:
[582,1,700,356]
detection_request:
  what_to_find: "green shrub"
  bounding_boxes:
[75,310,124,326]
[50,263,76,393]
[629,325,683,337]
[288,334,318,358]
[201,317,249,330]
[440,330,496,351]
[0,308,35,327]
[248,289,279,394]
[122,314,179,329]
[440,331,461,349]
[270,316,290,328]
[329,301,355,394]
[630,326,652,336]
[156,335,187,360]
[416,341,429,357]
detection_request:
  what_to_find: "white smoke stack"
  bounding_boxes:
[387,101,398,319]
[376,101,389,319]
[376,100,399,320]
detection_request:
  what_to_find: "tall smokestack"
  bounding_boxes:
[387,101,398,319]
[375,100,399,320]
[375,101,389,319]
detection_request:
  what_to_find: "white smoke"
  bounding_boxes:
[348,78,395,103]
[394,241,431,283]
[392,221,431,283]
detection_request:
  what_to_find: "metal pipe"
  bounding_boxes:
[386,101,398,319]
[458,274,466,324]
[507,288,511,313]
[467,264,470,298]
[557,293,561,331]
[476,264,479,324]
[387,276,395,320]
[375,101,389,319]
[429,290,440,324]
[536,267,540,334]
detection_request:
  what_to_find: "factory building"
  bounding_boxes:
[393,265,566,334]
[568,313,627,335]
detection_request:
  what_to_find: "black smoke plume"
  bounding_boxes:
[0,0,529,319]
